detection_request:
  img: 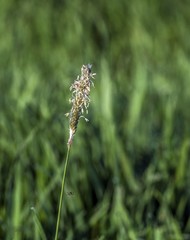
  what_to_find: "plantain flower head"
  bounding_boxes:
[66,64,96,145]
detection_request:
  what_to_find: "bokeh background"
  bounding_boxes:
[0,0,190,239]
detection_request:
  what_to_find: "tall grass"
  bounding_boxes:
[0,0,190,239]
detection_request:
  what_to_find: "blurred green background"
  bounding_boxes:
[0,0,190,239]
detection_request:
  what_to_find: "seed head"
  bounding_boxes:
[66,64,96,145]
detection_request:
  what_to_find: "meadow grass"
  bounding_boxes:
[0,0,190,239]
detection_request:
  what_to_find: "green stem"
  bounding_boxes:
[54,144,71,240]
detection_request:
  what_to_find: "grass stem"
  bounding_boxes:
[54,144,71,240]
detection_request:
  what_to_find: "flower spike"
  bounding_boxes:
[66,64,96,145]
